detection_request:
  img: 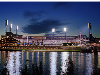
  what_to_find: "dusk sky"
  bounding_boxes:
[0,1,100,39]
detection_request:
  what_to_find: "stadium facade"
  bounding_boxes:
[0,32,88,47]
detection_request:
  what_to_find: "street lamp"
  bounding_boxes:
[52,28,55,40]
[64,28,66,40]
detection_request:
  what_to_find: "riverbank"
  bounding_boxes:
[0,48,81,52]
[0,46,100,52]
[0,46,81,52]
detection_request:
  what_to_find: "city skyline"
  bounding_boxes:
[0,2,100,39]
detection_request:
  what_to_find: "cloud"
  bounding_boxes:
[22,19,69,34]
[22,10,70,34]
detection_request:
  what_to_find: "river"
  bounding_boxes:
[0,51,100,75]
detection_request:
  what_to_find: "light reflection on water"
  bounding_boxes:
[85,54,93,75]
[0,51,100,75]
[6,51,21,75]
[49,52,57,75]
[61,52,69,75]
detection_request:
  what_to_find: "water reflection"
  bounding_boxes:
[26,51,29,69]
[43,52,45,69]
[0,51,100,75]
[7,51,21,75]
[32,52,34,63]
[85,53,93,75]
[61,52,69,74]
[0,51,1,69]
[37,52,39,66]
[49,52,57,75]
[98,52,100,68]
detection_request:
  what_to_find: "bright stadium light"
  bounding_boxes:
[52,28,55,32]
[64,28,66,32]
[5,20,8,33]
[16,26,18,35]
[52,28,55,40]
[5,20,8,25]
[11,24,12,28]
[10,24,12,32]
[17,26,18,30]
[64,28,66,40]
[88,23,89,28]
[88,23,91,28]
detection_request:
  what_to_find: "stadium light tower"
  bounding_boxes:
[64,28,66,40]
[88,23,92,37]
[52,28,55,40]
[10,24,12,32]
[16,26,18,35]
[5,20,8,33]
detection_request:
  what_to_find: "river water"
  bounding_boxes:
[0,51,100,75]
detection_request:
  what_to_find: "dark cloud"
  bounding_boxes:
[53,2,70,9]
[28,18,39,24]
[22,19,69,34]
[22,10,70,34]
[23,10,46,25]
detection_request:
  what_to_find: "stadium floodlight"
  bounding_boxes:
[5,20,8,26]
[64,27,67,40]
[88,23,91,28]
[64,28,66,32]
[52,28,55,32]
[5,20,8,33]
[52,28,55,40]
[16,26,18,30]
[10,24,12,32]
[88,23,89,28]
[11,24,12,28]
[16,26,18,35]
